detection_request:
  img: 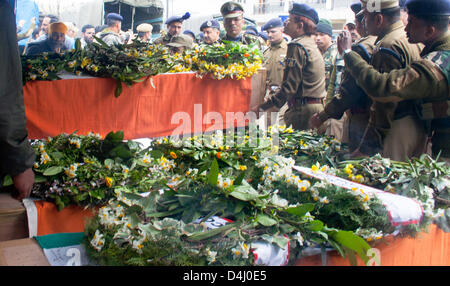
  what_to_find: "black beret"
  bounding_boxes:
[200,19,220,31]
[166,12,191,25]
[106,13,123,22]
[289,2,319,25]
[262,18,284,30]
[406,0,450,17]
[245,25,258,36]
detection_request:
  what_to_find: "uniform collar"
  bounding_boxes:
[224,34,242,42]
[270,38,286,48]
[421,30,450,56]
[375,20,404,45]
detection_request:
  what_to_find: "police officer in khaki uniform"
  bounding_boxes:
[261,18,288,125]
[136,23,153,43]
[199,19,222,45]
[154,12,190,45]
[339,0,450,162]
[220,1,261,48]
[257,3,326,131]
[310,2,377,153]
[347,0,423,161]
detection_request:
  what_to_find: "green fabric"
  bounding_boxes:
[35,232,85,249]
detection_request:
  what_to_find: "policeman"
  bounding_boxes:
[154,12,190,45]
[257,3,326,131]
[200,19,222,45]
[310,1,377,153]
[346,0,423,162]
[338,0,450,162]
[98,13,125,46]
[136,23,153,43]
[220,1,261,48]
[261,18,288,125]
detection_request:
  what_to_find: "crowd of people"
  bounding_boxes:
[4,0,449,202]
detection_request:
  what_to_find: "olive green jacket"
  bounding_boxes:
[0,2,36,182]
[261,34,326,110]
[318,35,377,122]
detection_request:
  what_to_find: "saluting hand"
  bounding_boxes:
[337,30,353,55]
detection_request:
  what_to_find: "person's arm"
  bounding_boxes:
[0,1,36,200]
[260,42,305,110]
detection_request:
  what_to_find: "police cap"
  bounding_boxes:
[166,12,191,25]
[106,13,123,22]
[289,2,319,25]
[406,0,450,17]
[262,18,284,31]
[221,1,244,19]
[200,19,220,31]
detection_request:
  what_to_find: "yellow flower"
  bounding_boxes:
[239,165,247,171]
[311,164,319,172]
[355,174,364,183]
[170,151,177,159]
[105,177,113,188]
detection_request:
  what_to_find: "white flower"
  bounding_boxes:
[232,242,249,259]
[294,232,304,246]
[90,230,105,252]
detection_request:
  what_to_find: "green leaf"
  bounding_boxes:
[207,159,219,186]
[186,223,236,241]
[307,220,324,232]
[330,230,371,264]
[2,175,13,187]
[43,166,64,176]
[104,131,124,143]
[286,203,315,217]
[256,213,277,227]
[229,185,260,201]
[234,171,246,186]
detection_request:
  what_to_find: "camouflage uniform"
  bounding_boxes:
[317,35,377,152]
[260,35,326,131]
[320,43,346,141]
[153,33,173,46]
[356,21,423,161]
[344,30,450,160]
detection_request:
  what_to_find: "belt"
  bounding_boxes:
[288,97,324,108]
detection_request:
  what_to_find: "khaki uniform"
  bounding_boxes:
[344,31,450,160]
[359,21,423,161]
[263,39,288,125]
[0,2,36,183]
[318,36,377,152]
[260,35,326,131]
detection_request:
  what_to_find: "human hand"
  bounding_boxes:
[13,168,35,201]
[309,112,323,129]
[337,30,353,55]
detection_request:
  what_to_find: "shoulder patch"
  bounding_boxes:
[424,50,450,85]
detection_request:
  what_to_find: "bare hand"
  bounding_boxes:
[13,168,35,201]
[309,112,323,129]
[337,30,353,55]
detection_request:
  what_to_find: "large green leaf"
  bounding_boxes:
[229,185,260,201]
[43,166,64,176]
[207,159,219,186]
[331,230,371,264]
[286,203,315,217]
[256,213,277,226]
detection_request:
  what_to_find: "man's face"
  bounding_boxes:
[202,27,220,44]
[363,10,380,36]
[404,15,427,44]
[49,32,66,49]
[168,22,182,36]
[266,27,284,43]
[170,46,185,55]
[224,16,244,38]
[315,32,332,52]
[83,28,95,43]
[41,17,51,34]
[284,14,300,39]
